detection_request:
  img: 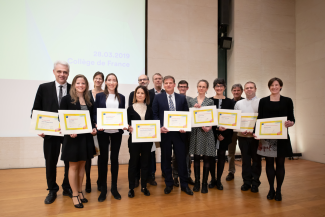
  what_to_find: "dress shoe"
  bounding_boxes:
[44,191,57,204]
[275,192,282,201]
[216,180,223,190]
[111,188,121,200]
[85,181,91,193]
[267,190,275,200]
[148,179,157,186]
[128,189,135,198]
[193,181,200,192]
[98,191,107,202]
[226,173,234,181]
[141,188,150,196]
[63,188,72,198]
[72,195,83,208]
[208,179,216,188]
[135,179,140,188]
[188,177,195,185]
[181,186,194,195]
[201,183,208,194]
[173,178,179,187]
[241,184,251,191]
[251,185,259,193]
[78,191,88,203]
[164,186,173,194]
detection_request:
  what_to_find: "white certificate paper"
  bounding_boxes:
[217,109,241,130]
[58,110,92,134]
[131,120,161,143]
[164,111,191,131]
[255,117,287,139]
[30,110,63,136]
[235,113,258,132]
[97,108,128,129]
[190,106,218,127]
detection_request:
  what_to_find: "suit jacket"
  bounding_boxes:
[149,88,165,96]
[128,89,155,108]
[93,92,126,134]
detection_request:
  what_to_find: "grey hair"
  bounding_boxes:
[54,60,70,72]
[138,74,149,81]
[231,83,243,91]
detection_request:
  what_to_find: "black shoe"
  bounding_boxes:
[63,188,72,198]
[201,183,208,194]
[148,179,157,186]
[111,188,121,200]
[226,173,234,181]
[181,186,194,195]
[216,180,223,190]
[135,179,140,188]
[98,191,107,202]
[241,184,251,191]
[193,181,200,192]
[44,191,57,204]
[78,191,88,203]
[208,179,216,188]
[97,186,102,192]
[141,188,150,196]
[188,177,195,185]
[267,190,275,200]
[128,189,135,198]
[173,178,179,187]
[275,192,282,201]
[164,186,173,194]
[72,195,83,208]
[85,181,91,193]
[251,185,259,193]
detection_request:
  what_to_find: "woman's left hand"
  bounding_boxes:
[284,120,294,128]
[70,134,77,138]
[91,128,97,136]
[194,103,201,108]
[122,127,128,130]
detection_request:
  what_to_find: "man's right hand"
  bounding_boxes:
[38,133,45,138]
[161,126,169,134]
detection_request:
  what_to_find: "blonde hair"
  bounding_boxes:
[70,74,92,106]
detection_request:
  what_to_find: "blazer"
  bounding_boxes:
[152,91,189,127]
[128,89,155,108]
[93,92,126,134]
[257,95,295,157]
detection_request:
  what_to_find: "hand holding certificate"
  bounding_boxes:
[30,110,63,136]
[234,113,258,133]
[217,109,241,130]
[58,110,92,134]
[164,111,191,131]
[131,120,161,143]
[97,108,128,129]
[190,106,217,127]
[255,117,287,139]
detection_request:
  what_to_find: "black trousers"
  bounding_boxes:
[97,133,122,191]
[43,136,70,192]
[173,132,192,179]
[161,132,188,188]
[238,137,262,186]
[135,148,156,181]
[128,142,152,189]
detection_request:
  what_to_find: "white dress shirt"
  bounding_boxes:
[55,80,68,102]
[166,92,176,111]
[104,94,119,134]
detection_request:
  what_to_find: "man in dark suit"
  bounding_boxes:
[31,61,72,204]
[152,75,193,195]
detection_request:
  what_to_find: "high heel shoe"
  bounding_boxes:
[78,191,88,203]
[72,195,83,208]
[267,190,275,200]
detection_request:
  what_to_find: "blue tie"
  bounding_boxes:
[168,95,175,111]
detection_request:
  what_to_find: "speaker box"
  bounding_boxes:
[219,0,231,26]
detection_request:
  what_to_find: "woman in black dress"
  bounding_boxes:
[209,78,234,190]
[60,74,97,208]
[127,86,153,198]
[255,77,295,201]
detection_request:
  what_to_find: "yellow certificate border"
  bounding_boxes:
[218,112,237,126]
[136,124,157,139]
[64,114,88,130]
[167,114,188,128]
[35,114,59,132]
[193,109,214,124]
[101,112,124,126]
[259,121,283,135]
[240,116,257,129]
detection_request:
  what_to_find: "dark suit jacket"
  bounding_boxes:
[93,92,125,134]
[149,88,165,96]
[128,89,155,108]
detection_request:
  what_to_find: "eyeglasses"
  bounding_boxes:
[178,86,188,89]
[138,79,148,82]
[215,85,224,88]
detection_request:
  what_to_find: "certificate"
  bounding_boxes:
[97,108,128,129]
[30,110,63,136]
[217,109,241,130]
[58,110,92,134]
[255,117,287,139]
[131,120,161,143]
[190,106,218,127]
[234,113,258,132]
[164,111,191,131]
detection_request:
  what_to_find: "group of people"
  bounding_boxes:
[32,61,295,208]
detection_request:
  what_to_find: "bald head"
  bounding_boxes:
[138,74,149,87]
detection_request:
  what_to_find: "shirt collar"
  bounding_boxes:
[247,96,257,101]
[166,92,175,98]
[55,80,67,88]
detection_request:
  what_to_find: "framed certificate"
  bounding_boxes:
[30,110,63,136]
[217,109,241,130]
[97,108,128,129]
[190,106,217,127]
[234,113,258,132]
[131,120,161,143]
[255,117,287,139]
[164,111,191,131]
[58,110,92,134]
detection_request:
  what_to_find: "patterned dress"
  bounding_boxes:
[189,97,216,157]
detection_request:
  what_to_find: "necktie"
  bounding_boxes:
[168,95,175,111]
[59,85,63,106]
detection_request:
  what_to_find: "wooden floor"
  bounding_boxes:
[0,159,325,217]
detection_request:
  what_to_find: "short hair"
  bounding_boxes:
[213,78,226,88]
[54,60,70,72]
[133,86,150,105]
[244,81,257,89]
[93,71,104,81]
[152,73,163,80]
[268,77,283,88]
[178,80,189,87]
[138,74,149,81]
[163,75,175,84]
[231,84,243,91]
[197,79,209,89]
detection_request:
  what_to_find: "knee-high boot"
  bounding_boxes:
[193,163,200,192]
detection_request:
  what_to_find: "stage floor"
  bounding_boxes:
[0,159,324,217]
